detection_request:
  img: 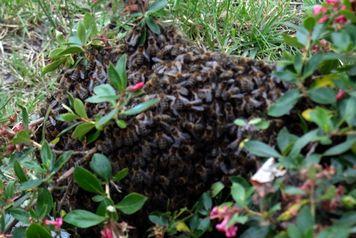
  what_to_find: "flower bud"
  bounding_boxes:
[128,82,145,92]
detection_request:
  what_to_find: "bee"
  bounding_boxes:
[176,176,187,186]
[156,132,173,150]
[158,175,170,189]
[221,86,242,101]
[126,27,141,47]
[197,87,213,103]
[238,77,255,92]
[141,141,152,158]
[69,69,80,81]
[74,83,89,99]
[93,65,106,82]
[146,36,159,57]
[219,70,234,79]
[171,127,190,147]
[180,144,195,157]
[196,165,208,182]
[201,125,214,142]
[135,122,150,136]
[214,82,228,98]
[129,46,146,66]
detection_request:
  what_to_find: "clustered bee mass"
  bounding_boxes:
[43,25,288,228]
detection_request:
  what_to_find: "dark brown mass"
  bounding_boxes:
[42,25,288,234]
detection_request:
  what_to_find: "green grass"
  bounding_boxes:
[168,0,318,60]
[0,0,317,116]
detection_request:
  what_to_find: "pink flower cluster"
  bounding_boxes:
[313,0,348,24]
[44,217,63,230]
[210,206,239,238]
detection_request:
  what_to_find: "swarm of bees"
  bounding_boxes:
[42,24,289,233]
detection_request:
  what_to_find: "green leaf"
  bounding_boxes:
[145,16,161,34]
[8,207,29,224]
[86,84,118,106]
[244,140,281,158]
[108,63,121,91]
[289,129,320,158]
[77,22,86,45]
[312,23,325,41]
[36,188,53,219]
[342,97,356,126]
[115,54,128,92]
[52,150,73,173]
[324,136,356,156]
[211,181,225,197]
[293,53,303,75]
[52,46,84,59]
[303,54,324,79]
[331,31,351,51]
[18,104,29,129]
[277,128,298,155]
[283,35,304,49]
[72,122,95,140]
[41,59,64,75]
[26,224,51,238]
[87,130,101,144]
[12,130,31,144]
[83,13,98,37]
[268,89,301,117]
[64,210,106,228]
[13,160,28,182]
[287,224,303,238]
[296,26,309,46]
[73,98,88,118]
[234,118,247,126]
[309,107,333,133]
[231,182,246,207]
[113,168,129,182]
[19,179,42,191]
[228,214,248,226]
[273,70,297,82]
[74,166,104,194]
[40,141,54,170]
[116,192,148,215]
[12,227,27,238]
[303,17,316,32]
[96,109,118,130]
[90,153,112,181]
[201,192,212,210]
[4,181,15,199]
[122,98,159,116]
[296,206,314,233]
[116,119,127,129]
[57,112,79,122]
[308,87,336,104]
[147,0,167,14]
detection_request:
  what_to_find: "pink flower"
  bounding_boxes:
[44,218,63,230]
[318,16,329,23]
[210,206,240,238]
[313,5,327,15]
[326,0,339,5]
[216,217,238,238]
[335,15,347,24]
[12,123,24,133]
[216,217,229,232]
[225,226,238,238]
[336,89,347,101]
[101,226,113,238]
[128,82,145,92]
